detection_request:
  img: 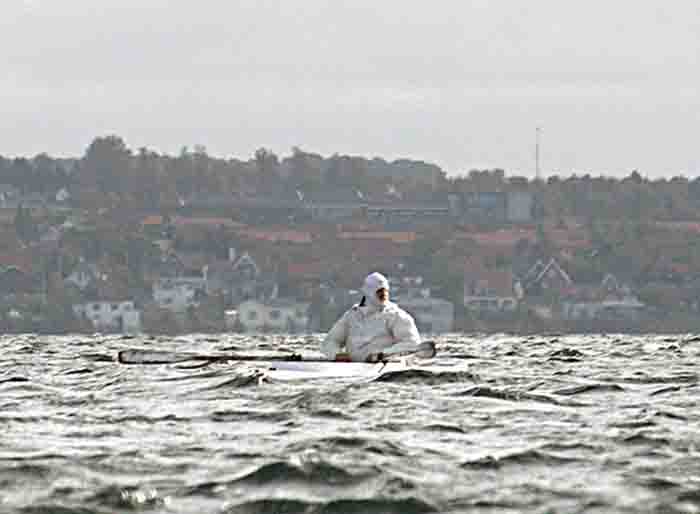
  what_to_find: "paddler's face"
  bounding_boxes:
[375,287,389,304]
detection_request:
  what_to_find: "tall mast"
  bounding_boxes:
[535,127,541,180]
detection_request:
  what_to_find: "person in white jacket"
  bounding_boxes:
[320,272,424,362]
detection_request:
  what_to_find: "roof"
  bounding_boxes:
[141,215,164,225]
[338,231,417,243]
[527,258,573,287]
[348,239,413,259]
[238,228,312,243]
[458,228,537,247]
[173,216,246,228]
[467,270,515,297]
[0,253,32,274]
[287,261,328,278]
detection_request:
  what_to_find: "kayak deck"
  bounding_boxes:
[252,360,407,381]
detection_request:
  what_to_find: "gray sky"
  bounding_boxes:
[2,1,699,178]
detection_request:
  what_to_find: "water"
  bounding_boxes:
[1,333,699,514]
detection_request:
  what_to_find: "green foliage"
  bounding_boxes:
[82,135,132,193]
[13,204,38,242]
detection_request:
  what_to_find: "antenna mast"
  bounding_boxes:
[535,127,541,180]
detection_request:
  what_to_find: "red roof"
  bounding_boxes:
[174,216,245,228]
[459,228,537,247]
[238,228,312,243]
[0,253,32,274]
[348,239,412,259]
[141,215,164,225]
[287,261,327,278]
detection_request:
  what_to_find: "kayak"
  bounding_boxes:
[253,359,407,382]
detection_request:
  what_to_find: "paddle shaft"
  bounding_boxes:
[117,341,436,365]
[117,350,326,365]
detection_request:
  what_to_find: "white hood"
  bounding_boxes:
[361,272,390,307]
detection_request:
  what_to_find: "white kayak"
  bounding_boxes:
[253,359,408,382]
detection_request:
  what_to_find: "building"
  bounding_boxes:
[506,191,534,223]
[153,280,198,312]
[64,259,101,291]
[388,273,454,333]
[397,293,455,334]
[73,301,141,333]
[464,270,520,314]
[237,298,310,333]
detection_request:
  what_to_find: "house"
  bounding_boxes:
[365,199,450,226]
[399,294,454,334]
[236,298,311,333]
[72,301,141,333]
[447,191,508,223]
[55,188,71,203]
[521,257,573,297]
[396,290,454,334]
[149,250,209,281]
[561,274,646,322]
[185,192,305,224]
[64,259,101,291]
[464,270,520,314]
[204,249,272,304]
[153,279,199,312]
[148,251,186,279]
[285,260,330,299]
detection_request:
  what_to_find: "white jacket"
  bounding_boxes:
[320,300,422,362]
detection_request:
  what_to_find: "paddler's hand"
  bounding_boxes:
[334,353,352,362]
[365,352,385,363]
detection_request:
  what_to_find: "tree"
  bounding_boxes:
[254,148,280,189]
[82,135,132,193]
[14,203,37,242]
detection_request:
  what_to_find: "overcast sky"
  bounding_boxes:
[2,1,699,178]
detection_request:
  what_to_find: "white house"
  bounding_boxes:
[387,274,455,333]
[73,301,141,333]
[64,259,101,291]
[55,188,71,203]
[561,276,646,322]
[397,292,455,334]
[561,297,645,321]
[153,279,198,312]
[237,298,310,333]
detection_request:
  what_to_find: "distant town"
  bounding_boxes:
[2,136,700,335]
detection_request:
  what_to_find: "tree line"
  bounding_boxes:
[2,135,700,222]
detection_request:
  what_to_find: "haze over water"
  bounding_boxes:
[1,333,699,513]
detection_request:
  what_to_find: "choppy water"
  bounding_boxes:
[1,333,700,514]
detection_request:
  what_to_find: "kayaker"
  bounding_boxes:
[320,271,423,362]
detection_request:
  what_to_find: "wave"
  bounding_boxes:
[183,460,380,497]
[461,448,583,469]
[452,385,583,406]
[372,369,479,385]
[553,383,625,395]
[284,436,410,458]
[223,496,437,514]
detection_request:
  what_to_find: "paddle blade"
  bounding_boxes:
[415,341,437,359]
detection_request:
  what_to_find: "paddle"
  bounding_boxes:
[117,341,436,365]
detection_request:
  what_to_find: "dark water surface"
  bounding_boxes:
[1,333,699,513]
